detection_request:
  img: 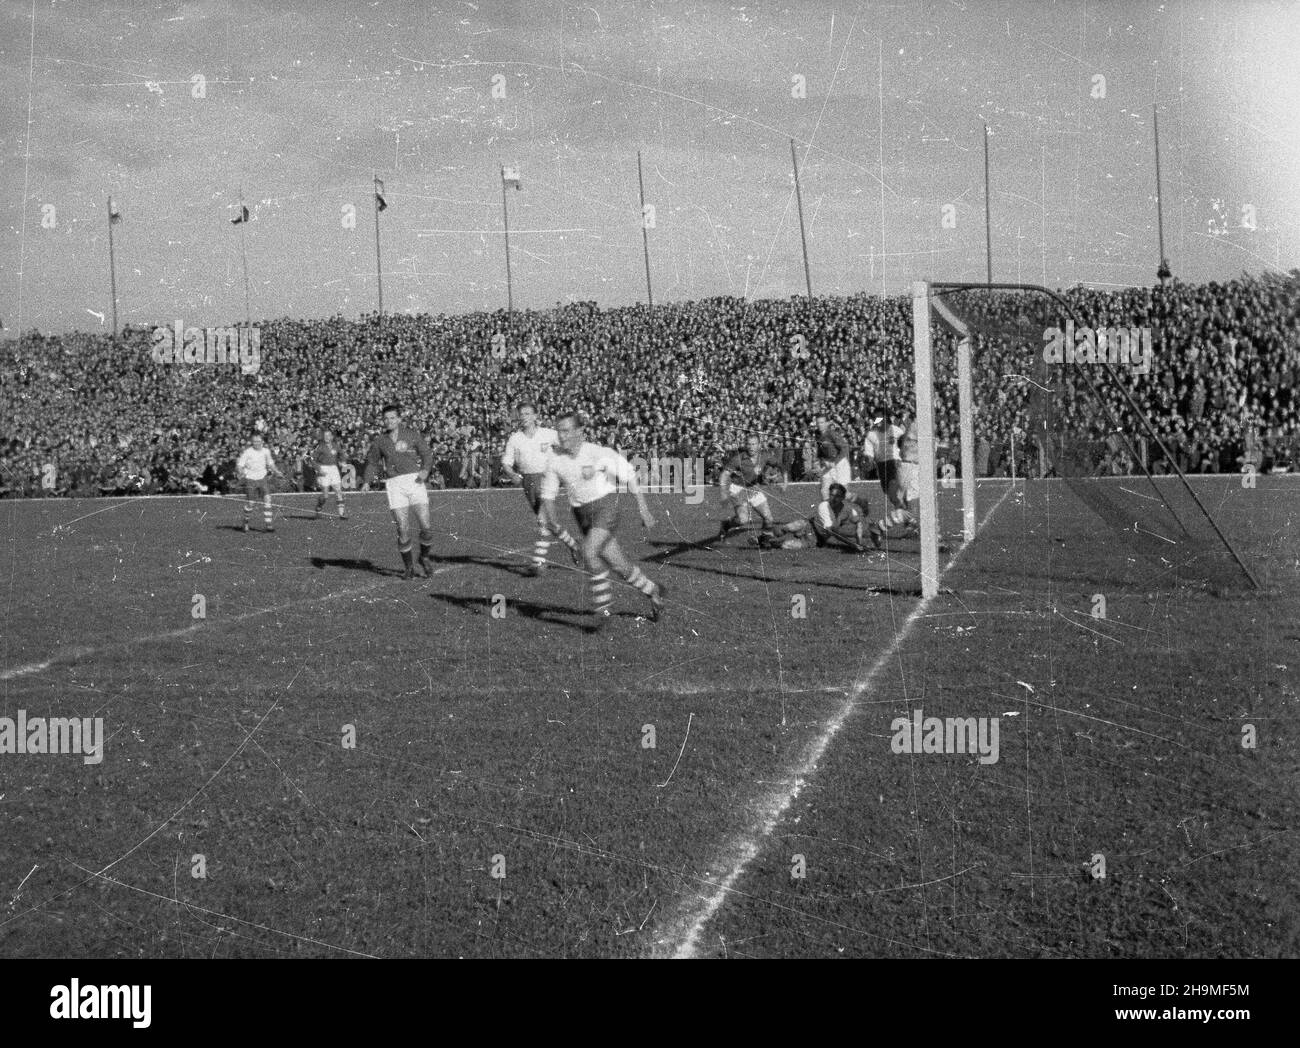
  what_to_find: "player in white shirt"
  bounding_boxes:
[760,483,870,551]
[501,402,580,575]
[539,412,666,628]
[868,416,921,547]
[236,433,284,532]
[862,414,905,505]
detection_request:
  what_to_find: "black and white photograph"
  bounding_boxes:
[0,0,1296,1010]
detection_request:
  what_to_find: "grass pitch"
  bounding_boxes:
[1,477,1296,958]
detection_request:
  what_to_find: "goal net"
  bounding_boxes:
[913,281,1259,596]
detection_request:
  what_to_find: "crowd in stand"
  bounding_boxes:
[2,272,1298,498]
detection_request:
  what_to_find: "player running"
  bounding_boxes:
[237,433,284,532]
[501,402,580,575]
[361,404,436,580]
[814,412,853,500]
[539,413,666,628]
[312,428,348,520]
[716,435,781,541]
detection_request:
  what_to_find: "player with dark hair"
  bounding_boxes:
[760,482,870,551]
[312,428,347,519]
[502,402,580,575]
[716,434,781,541]
[361,404,435,579]
[814,412,852,500]
[539,412,666,628]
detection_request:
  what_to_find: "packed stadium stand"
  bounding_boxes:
[2,273,1298,497]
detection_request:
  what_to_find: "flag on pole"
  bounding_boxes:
[109,202,122,224]
[502,166,522,190]
[231,205,250,224]
[375,177,387,211]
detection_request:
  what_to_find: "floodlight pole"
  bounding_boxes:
[911,281,940,598]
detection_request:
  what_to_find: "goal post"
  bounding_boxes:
[911,281,941,598]
[910,278,1260,595]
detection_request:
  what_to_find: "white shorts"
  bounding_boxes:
[316,465,341,490]
[726,482,769,517]
[384,473,429,511]
[897,461,921,504]
[820,459,852,499]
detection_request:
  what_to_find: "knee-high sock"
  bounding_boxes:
[622,565,658,597]
[533,523,551,566]
[591,570,613,613]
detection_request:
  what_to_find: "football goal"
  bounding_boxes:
[910,280,1259,598]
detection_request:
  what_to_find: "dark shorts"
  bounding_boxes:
[877,458,899,493]
[521,473,545,514]
[572,494,619,536]
[244,478,270,501]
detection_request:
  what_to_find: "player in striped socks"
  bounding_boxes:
[236,434,284,532]
[539,413,665,628]
[501,403,580,575]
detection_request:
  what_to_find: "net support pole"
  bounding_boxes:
[957,335,976,542]
[912,281,940,598]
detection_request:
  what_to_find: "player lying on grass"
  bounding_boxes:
[361,404,436,580]
[716,434,782,542]
[539,412,666,627]
[759,483,871,551]
[501,401,581,576]
[312,428,347,520]
[237,433,284,532]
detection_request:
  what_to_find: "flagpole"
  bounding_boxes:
[373,173,384,319]
[983,123,993,286]
[501,166,514,313]
[1153,105,1171,286]
[107,196,119,339]
[790,140,813,301]
[637,151,654,312]
[238,187,252,328]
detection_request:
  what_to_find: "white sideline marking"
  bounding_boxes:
[653,482,1016,959]
[0,580,386,682]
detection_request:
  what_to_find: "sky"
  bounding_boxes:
[2,0,1299,334]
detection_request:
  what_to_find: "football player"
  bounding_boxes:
[312,428,348,519]
[539,413,666,628]
[716,434,781,541]
[361,404,435,579]
[236,433,284,532]
[501,402,580,575]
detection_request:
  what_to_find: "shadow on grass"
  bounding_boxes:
[309,555,404,577]
[643,539,920,596]
[427,591,632,633]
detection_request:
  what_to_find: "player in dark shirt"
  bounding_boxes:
[717,435,781,540]
[814,413,852,500]
[312,428,347,519]
[361,405,435,579]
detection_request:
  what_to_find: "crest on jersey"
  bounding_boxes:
[395,440,410,453]
[581,465,595,480]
